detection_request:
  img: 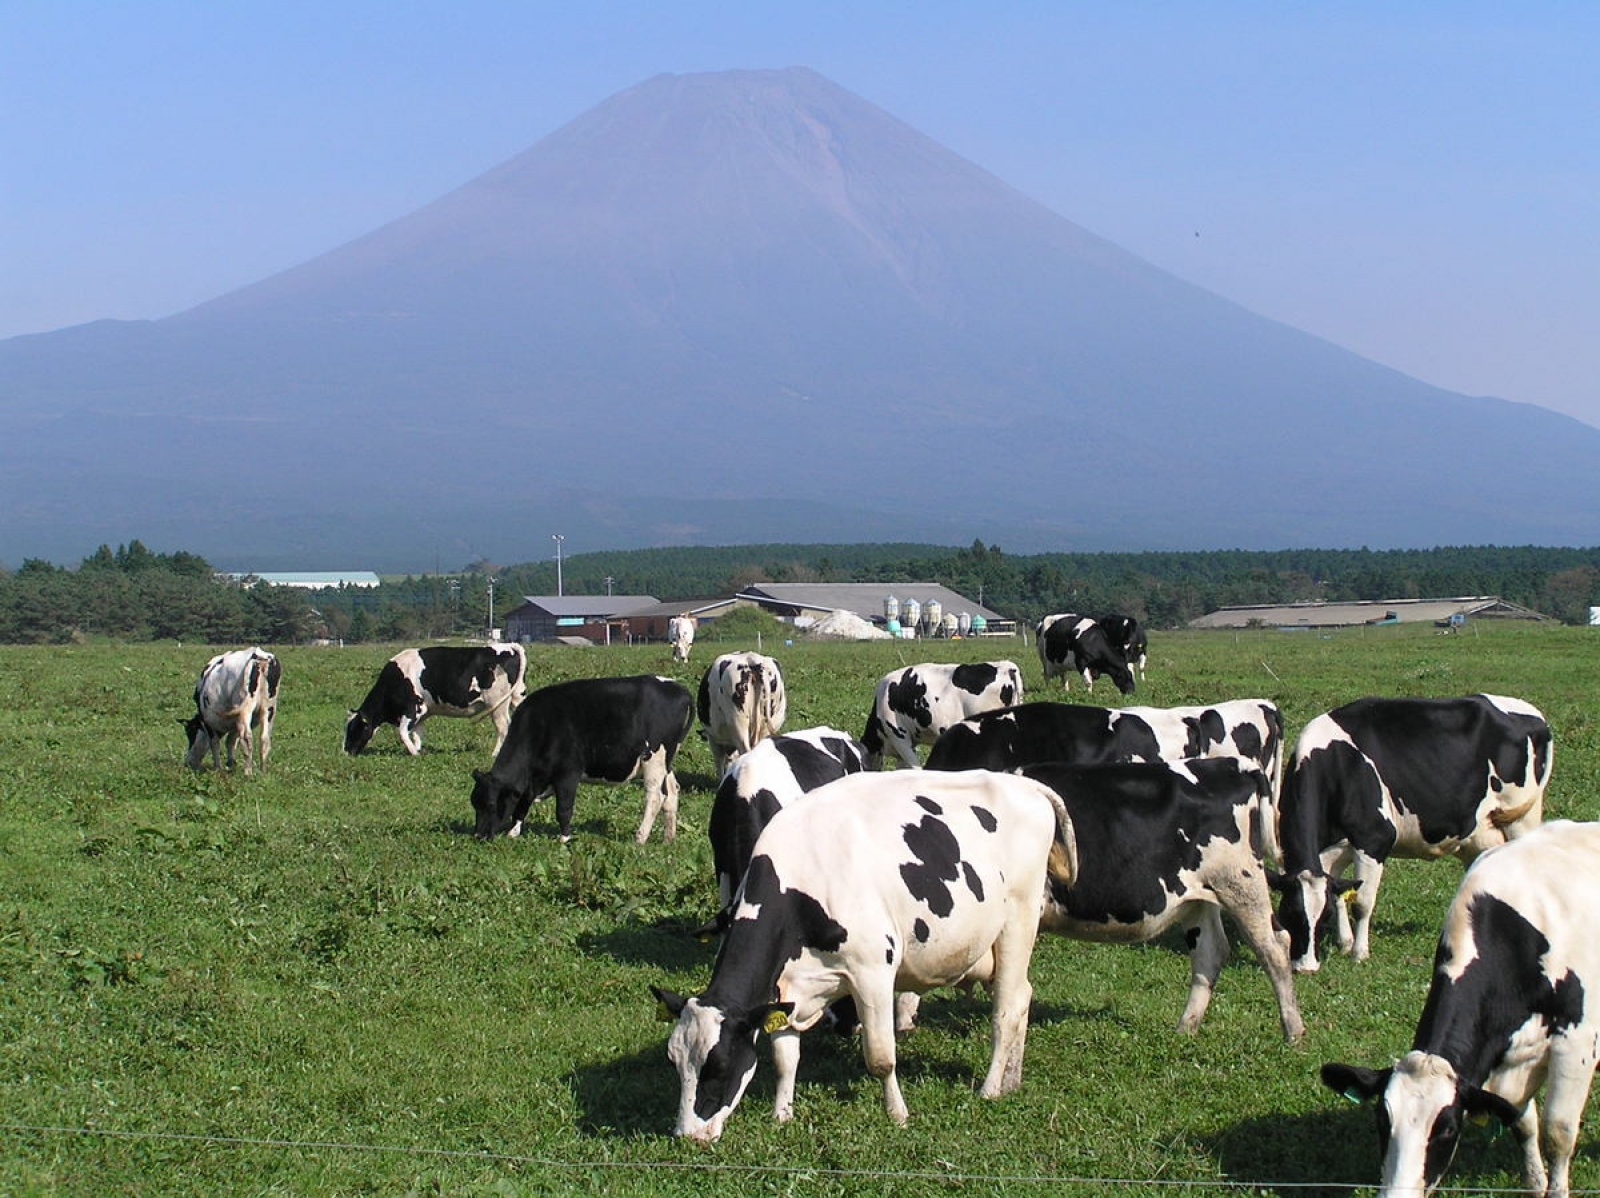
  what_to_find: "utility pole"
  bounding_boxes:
[552,533,565,597]
[604,575,614,596]
[486,575,496,638]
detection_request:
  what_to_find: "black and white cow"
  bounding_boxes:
[469,674,694,844]
[1024,757,1303,1042]
[652,769,1077,1140]
[1097,613,1148,682]
[861,660,1024,770]
[697,652,788,776]
[182,647,282,775]
[1035,613,1135,695]
[928,697,1281,788]
[1322,820,1600,1198]
[707,726,870,912]
[667,616,695,664]
[1270,693,1553,972]
[343,643,526,757]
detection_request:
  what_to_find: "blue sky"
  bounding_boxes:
[4,2,1597,424]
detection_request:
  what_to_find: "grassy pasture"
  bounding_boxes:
[2,623,1598,1196]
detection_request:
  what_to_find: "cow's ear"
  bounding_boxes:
[689,910,729,942]
[1329,876,1361,897]
[758,1002,796,1035]
[650,985,687,1021]
[1320,1062,1390,1103]
[1462,1084,1522,1129]
[471,768,488,784]
[346,709,358,719]
[1264,869,1290,893]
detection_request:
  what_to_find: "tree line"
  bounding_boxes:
[4,539,1598,644]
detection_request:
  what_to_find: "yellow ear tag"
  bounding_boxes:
[1468,1111,1489,1127]
[1341,887,1358,906]
[762,1009,788,1035]
[656,1000,674,1024]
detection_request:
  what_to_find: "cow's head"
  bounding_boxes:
[1321,1054,1521,1196]
[343,710,378,755]
[469,769,522,839]
[1267,869,1357,972]
[179,713,210,769]
[652,985,789,1142]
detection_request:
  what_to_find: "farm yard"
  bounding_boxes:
[3,623,1598,1196]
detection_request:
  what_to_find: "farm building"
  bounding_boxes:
[621,597,751,642]
[1189,595,1551,631]
[229,571,382,589]
[501,595,660,644]
[734,582,1014,637]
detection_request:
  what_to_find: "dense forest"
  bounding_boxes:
[5,539,1599,644]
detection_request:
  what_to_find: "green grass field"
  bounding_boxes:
[2,623,1597,1196]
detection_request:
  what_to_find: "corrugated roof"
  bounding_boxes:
[1188,596,1549,630]
[737,582,1004,622]
[508,595,659,618]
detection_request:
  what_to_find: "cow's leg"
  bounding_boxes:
[256,706,273,773]
[982,923,1037,1099]
[1317,843,1356,956]
[634,748,672,845]
[1540,1055,1597,1198]
[397,715,424,755]
[1346,851,1384,962]
[1080,668,1094,693]
[553,776,580,843]
[770,1028,802,1123]
[488,702,512,757]
[1176,905,1228,1034]
[1216,881,1305,1042]
[854,982,908,1126]
[660,769,680,844]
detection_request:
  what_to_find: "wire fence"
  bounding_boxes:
[6,1120,1593,1194]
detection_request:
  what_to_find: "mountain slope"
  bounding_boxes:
[3,67,1595,569]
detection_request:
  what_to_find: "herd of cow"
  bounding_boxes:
[178,618,1591,1196]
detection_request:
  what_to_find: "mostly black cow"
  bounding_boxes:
[1035,613,1135,695]
[182,647,281,775]
[707,726,870,913]
[861,660,1023,769]
[1323,820,1600,1198]
[470,674,694,844]
[343,643,526,756]
[1097,614,1147,682]
[697,652,788,776]
[1270,693,1552,972]
[652,770,1076,1140]
[1024,757,1303,1041]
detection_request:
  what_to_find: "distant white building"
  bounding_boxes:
[230,571,382,589]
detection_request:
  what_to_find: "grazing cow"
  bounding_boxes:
[469,674,694,844]
[668,616,695,664]
[1322,820,1600,1198]
[182,647,281,775]
[697,652,787,776]
[343,643,526,757]
[861,660,1024,770]
[1269,693,1552,972]
[707,726,870,914]
[1025,757,1303,1042]
[651,769,1077,1140]
[1035,613,1135,695]
[1097,614,1148,682]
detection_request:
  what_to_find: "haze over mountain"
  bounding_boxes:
[4,67,1595,571]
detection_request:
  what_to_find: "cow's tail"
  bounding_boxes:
[1033,782,1078,889]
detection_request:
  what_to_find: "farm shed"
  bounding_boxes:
[624,597,751,642]
[501,595,659,644]
[228,571,381,589]
[734,582,1014,637]
[1188,595,1551,631]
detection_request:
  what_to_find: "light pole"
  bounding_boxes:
[486,575,496,638]
[552,533,565,597]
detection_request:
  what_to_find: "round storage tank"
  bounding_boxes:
[884,595,900,623]
[904,598,922,632]
[925,599,942,633]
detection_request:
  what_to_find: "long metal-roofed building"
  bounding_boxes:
[1189,595,1551,631]
[501,595,659,644]
[734,582,1014,636]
